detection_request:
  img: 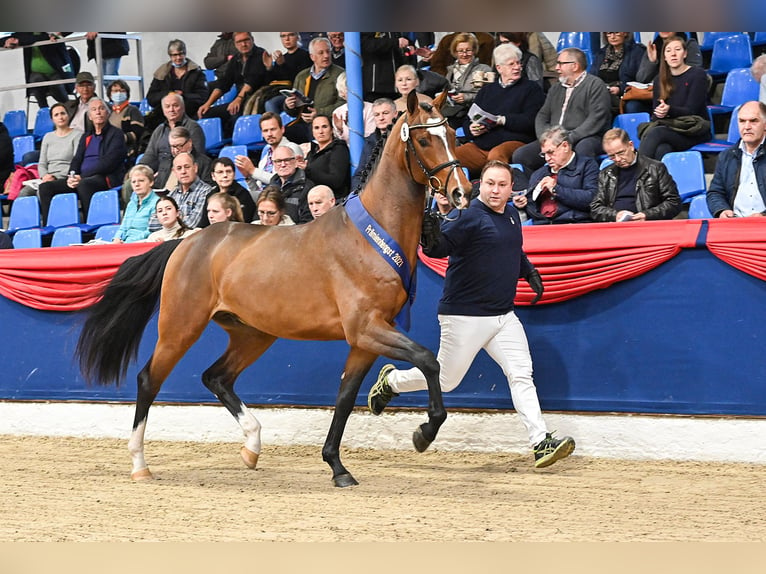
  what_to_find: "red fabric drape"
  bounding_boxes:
[0,243,156,311]
[705,218,766,281]
[419,220,704,304]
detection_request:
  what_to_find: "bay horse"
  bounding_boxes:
[75,90,471,487]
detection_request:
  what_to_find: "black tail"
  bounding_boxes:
[75,240,182,386]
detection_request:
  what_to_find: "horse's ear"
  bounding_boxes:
[406,90,419,115]
[433,90,448,110]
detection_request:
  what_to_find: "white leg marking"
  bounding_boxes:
[128,419,149,475]
[236,403,262,454]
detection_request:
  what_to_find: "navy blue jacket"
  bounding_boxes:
[526,153,600,224]
[70,122,127,188]
[589,39,646,95]
[707,141,766,216]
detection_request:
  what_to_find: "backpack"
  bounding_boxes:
[3,164,40,201]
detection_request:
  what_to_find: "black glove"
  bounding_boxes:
[420,212,442,251]
[525,268,544,305]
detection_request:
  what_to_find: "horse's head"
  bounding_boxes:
[399,90,471,211]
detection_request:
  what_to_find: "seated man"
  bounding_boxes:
[707,100,766,218]
[38,98,126,225]
[148,152,212,231]
[351,97,397,192]
[264,145,314,224]
[307,184,336,218]
[591,128,681,222]
[513,125,598,224]
[512,47,612,174]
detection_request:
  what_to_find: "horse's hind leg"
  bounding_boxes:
[322,347,377,487]
[202,317,277,470]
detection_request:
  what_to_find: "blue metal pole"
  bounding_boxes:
[344,32,364,176]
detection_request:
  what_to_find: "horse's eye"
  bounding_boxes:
[417,137,429,146]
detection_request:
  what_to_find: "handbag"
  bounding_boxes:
[619,84,653,113]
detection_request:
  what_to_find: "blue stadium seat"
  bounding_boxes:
[600,157,614,170]
[3,110,28,138]
[198,117,229,155]
[218,145,248,180]
[556,32,592,67]
[613,112,650,146]
[661,151,706,202]
[12,135,35,164]
[12,227,42,249]
[708,34,752,80]
[688,194,714,219]
[50,226,83,247]
[77,188,120,233]
[690,105,742,153]
[7,195,41,234]
[280,111,293,127]
[203,69,216,83]
[699,32,739,52]
[232,114,265,153]
[138,98,153,116]
[32,108,54,142]
[41,192,80,235]
[95,223,121,242]
[708,68,760,116]
[214,85,237,106]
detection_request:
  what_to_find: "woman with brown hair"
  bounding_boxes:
[252,186,295,226]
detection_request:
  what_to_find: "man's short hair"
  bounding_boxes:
[540,125,571,147]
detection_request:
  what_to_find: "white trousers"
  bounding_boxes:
[388,311,548,446]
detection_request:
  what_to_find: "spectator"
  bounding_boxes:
[159,126,213,191]
[750,54,766,104]
[284,36,345,120]
[367,160,575,470]
[637,36,710,160]
[526,32,559,79]
[199,156,255,225]
[426,32,495,77]
[455,43,545,178]
[65,71,99,133]
[332,71,376,144]
[113,164,160,243]
[18,103,82,198]
[393,64,433,113]
[307,184,336,218]
[589,32,646,117]
[147,152,212,231]
[145,39,209,126]
[106,79,144,164]
[1,33,75,108]
[351,97,397,191]
[38,98,126,225]
[517,125,599,224]
[85,32,130,89]
[233,111,302,199]
[327,32,345,68]
[198,31,272,138]
[203,33,237,91]
[253,185,295,226]
[264,145,314,224]
[636,32,702,85]
[139,92,206,187]
[495,32,544,90]
[440,33,493,128]
[361,32,410,101]
[260,32,312,115]
[302,114,351,199]
[512,47,611,173]
[0,121,12,192]
[146,195,198,241]
[707,101,766,218]
[206,191,244,223]
[591,128,681,222]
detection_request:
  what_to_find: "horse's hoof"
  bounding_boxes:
[240,446,259,469]
[413,427,432,453]
[131,467,154,481]
[333,473,359,488]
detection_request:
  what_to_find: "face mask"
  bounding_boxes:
[171,58,188,68]
[111,92,128,104]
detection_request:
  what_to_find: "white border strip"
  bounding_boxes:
[1,402,764,463]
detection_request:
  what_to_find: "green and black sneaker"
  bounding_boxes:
[533,432,575,468]
[367,364,398,415]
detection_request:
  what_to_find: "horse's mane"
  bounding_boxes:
[352,126,391,194]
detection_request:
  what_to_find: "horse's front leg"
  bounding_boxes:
[322,348,376,487]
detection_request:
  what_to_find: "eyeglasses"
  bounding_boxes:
[273,157,295,165]
[169,52,186,57]
[328,34,344,39]
[279,33,297,38]
[258,210,278,217]
[606,147,632,160]
[555,60,576,66]
[539,141,565,158]
[235,38,253,45]
[456,49,473,54]
[170,140,190,150]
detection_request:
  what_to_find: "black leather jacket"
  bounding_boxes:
[591,153,681,221]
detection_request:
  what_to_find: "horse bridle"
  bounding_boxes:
[401,116,464,217]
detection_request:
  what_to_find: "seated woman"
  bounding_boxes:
[146,195,199,241]
[393,65,432,114]
[18,103,82,198]
[206,191,244,223]
[440,33,493,128]
[332,71,376,144]
[252,185,295,226]
[589,32,646,117]
[302,114,351,200]
[198,156,255,226]
[106,79,145,165]
[637,35,710,160]
[113,165,160,243]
